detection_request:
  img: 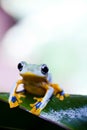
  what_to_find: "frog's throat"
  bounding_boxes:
[20,72,43,77]
[20,72,47,82]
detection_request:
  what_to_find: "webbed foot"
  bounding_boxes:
[30,101,42,115]
[30,97,48,115]
[9,96,19,108]
[9,93,25,108]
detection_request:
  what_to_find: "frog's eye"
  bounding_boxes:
[41,64,49,75]
[17,62,23,71]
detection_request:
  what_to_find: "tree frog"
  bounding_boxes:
[9,61,68,115]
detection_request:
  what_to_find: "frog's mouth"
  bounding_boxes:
[20,72,47,82]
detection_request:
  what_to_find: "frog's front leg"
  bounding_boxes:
[9,80,25,108]
[30,85,54,115]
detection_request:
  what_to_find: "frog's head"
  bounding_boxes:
[17,61,51,82]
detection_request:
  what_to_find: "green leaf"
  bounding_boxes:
[0,93,87,130]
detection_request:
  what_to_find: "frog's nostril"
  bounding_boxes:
[17,63,23,71]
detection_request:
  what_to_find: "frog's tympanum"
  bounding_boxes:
[9,61,68,115]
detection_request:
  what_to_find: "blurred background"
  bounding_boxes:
[0,0,87,95]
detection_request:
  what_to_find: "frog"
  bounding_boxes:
[8,61,69,115]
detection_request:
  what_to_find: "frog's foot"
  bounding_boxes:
[56,90,68,101]
[9,96,19,108]
[30,97,42,108]
[9,93,25,108]
[30,101,42,116]
[16,93,26,103]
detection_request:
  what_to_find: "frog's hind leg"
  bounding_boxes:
[9,80,25,108]
[51,83,69,101]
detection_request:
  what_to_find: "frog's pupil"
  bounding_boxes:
[41,64,49,75]
[17,63,23,71]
